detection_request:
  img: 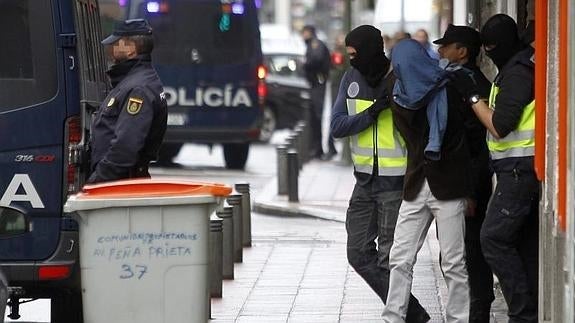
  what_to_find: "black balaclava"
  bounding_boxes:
[481,14,521,69]
[345,25,390,87]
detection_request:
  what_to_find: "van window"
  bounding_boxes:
[136,0,258,65]
[0,0,57,111]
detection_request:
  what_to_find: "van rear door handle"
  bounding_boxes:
[68,56,75,70]
[66,239,75,253]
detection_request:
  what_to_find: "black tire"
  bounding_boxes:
[51,290,83,323]
[259,107,276,142]
[223,143,249,170]
[156,143,183,165]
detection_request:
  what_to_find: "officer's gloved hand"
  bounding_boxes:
[450,69,479,103]
[367,94,391,119]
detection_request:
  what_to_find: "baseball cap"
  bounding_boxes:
[433,24,481,48]
[101,19,153,45]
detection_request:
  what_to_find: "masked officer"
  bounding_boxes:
[456,14,539,322]
[88,19,167,184]
[434,24,494,323]
[331,25,430,323]
[301,25,334,159]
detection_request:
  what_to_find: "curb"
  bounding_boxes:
[253,177,346,223]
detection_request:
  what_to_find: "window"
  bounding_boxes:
[0,0,57,111]
[134,0,258,65]
[0,208,28,237]
[266,55,305,78]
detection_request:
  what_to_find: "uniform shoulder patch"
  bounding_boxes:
[347,82,360,98]
[127,97,143,115]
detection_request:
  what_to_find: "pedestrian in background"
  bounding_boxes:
[414,28,439,59]
[301,25,332,160]
[331,25,430,323]
[89,19,167,183]
[382,39,471,323]
[456,14,539,323]
[434,24,494,322]
[325,33,349,160]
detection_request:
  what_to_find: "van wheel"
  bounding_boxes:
[51,290,83,323]
[156,143,183,166]
[223,143,249,170]
[259,107,276,142]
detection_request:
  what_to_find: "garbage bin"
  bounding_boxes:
[64,179,231,323]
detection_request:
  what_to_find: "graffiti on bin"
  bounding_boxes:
[93,243,193,261]
[120,264,148,280]
[97,232,198,244]
[93,231,198,260]
[91,232,200,280]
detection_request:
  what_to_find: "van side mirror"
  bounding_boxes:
[0,207,30,237]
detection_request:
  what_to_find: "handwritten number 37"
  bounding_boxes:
[120,264,148,279]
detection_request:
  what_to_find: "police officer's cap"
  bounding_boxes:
[433,24,481,49]
[101,19,153,45]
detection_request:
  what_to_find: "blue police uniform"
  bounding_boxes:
[303,33,332,158]
[88,20,167,183]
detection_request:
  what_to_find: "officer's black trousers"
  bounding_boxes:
[309,84,325,157]
[345,184,429,323]
[480,170,539,323]
[465,180,495,323]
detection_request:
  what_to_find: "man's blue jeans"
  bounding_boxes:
[346,183,428,322]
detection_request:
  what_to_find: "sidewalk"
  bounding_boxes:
[213,159,508,322]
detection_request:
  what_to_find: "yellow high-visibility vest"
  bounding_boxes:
[346,98,407,176]
[486,84,535,160]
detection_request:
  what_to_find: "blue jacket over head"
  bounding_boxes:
[391,39,453,160]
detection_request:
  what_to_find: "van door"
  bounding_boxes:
[71,0,108,182]
[0,0,66,260]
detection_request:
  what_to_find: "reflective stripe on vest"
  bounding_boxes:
[347,98,407,176]
[486,84,535,160]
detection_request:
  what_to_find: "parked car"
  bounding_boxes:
[259,25,310,142]
[260,50,311,141]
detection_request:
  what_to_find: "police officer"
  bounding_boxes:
[331,25,429,323]
[434,24,494,322]
[301,25,333,159]
[88,19,167,183]
[456,14,539,323]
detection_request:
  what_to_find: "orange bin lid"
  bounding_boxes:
[78,179,232,199]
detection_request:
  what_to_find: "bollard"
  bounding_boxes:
[287,133,302,169]
[276,145,288,195]
[226,193,243,263]
[216,206,234,279]
[302,100,314,159]
[287,149,299,202]
[286,134,298,151]
[294,126,305,169]
[296,121,309,163]
[209,217,223,298]
[235,183,252,247]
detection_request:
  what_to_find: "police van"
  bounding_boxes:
[101,0,265,169]
[0,0,105,320]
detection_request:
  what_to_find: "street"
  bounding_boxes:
[3,137,507,322]
[3,136,328,323]
[4,213,348,323]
